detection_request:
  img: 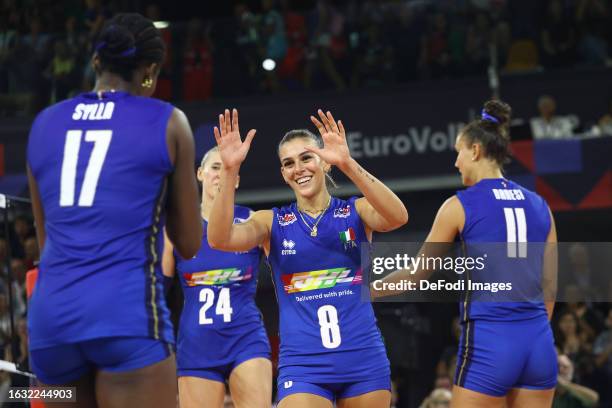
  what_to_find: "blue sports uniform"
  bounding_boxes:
[174,205,270,381]
[27,91,175,384]
[454,178,557,396]
[269,197,390,402]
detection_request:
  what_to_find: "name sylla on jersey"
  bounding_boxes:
[72,102,115,120]
[372,278,513,293]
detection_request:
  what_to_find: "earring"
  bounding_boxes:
[141,77,153,88]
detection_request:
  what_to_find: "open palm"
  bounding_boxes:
[308,109,351,167]
[213,108,256,169]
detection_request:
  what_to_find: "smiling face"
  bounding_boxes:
[279,137,328,199]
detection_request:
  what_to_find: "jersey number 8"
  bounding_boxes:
[317,305,341,349]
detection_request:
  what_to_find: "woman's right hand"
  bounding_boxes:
[213,108,256,170]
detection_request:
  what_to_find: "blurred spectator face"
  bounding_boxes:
[85,0,100,9]
[428,388,451,408]
[24,237,39,262]
[145,4,161,21]
[434,376,452,390]
[65,16,77,33]
[30,18,41,35]
[0,239,7,261]
[434,13,447,32]
[569,243,589,270]
[262,0,274,12]
[538,96,556,118]
[564,284,583,303]
[558,312,578,336]
[451,316,461,341]
[10,259,26,283]
[558,354,574,382]
[14,217,30,239]
[606,309,612,329]
[0,293,7,315]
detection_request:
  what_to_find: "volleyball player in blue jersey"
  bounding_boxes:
[207,108,408,408]
[162,146,272,408]
[26,13,201,407]
[377,100,558,407]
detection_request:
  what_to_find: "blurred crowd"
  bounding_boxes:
[1,0,612,116]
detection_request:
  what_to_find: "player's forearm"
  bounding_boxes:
[339,158,408,227]
[208,168,238,249]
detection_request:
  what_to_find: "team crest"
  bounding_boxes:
[333,205,351,218]
[277,212,297,226]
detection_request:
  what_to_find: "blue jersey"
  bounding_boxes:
[27,91,175,350]
[174,205,269,370]
[456,178,551,322]
[269,197,390,384]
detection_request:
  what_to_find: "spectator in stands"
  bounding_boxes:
[419,13,452,79]
[419,388,451,408]
[23,236,39,270]
[182,18,213,101]
[45,40,77,102]
[568,243,603,302]
[556,310,583,359]
[554,354,599,408]
[465,12,491,75]
[541,0,576,68]
[597,99,612,136]
[593,308,612,405]
[305,0,347,91]
[530,95,579,139]
[575,0,610,66]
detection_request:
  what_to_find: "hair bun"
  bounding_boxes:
[482,99,512,129]
[97,23,137,60]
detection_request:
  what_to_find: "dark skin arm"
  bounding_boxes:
[27,165,46,251]
[165,108,202,259]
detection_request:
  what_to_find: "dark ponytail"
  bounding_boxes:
[461,99,512,166]
[95,13,165,81]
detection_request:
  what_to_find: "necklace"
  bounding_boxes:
[297,196,332,237]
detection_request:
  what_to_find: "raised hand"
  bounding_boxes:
[308,109,352,169]
[213,108,256,170]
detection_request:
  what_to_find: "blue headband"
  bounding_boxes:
[481,109,499,123]
[94,42,136,57]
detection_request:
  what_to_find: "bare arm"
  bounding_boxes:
[27,165,46,251]
[371,196,463,298]
[162,230,175,278]
[165,108,202,259]
[308,110,408,233]
[543,208,558,320]
[206,109,271,252]
[558,377,599,406]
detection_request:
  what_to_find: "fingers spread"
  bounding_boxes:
[213,126,221,145]
[326,111,339,133]
[310,115,325,134]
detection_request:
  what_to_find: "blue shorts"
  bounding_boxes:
[454,317,557,397]
[177,349,270,383]
[30,337,172,385]
[276,377,391,402]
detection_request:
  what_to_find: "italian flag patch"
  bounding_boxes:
[339,227,356,243]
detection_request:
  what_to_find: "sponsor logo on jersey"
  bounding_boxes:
[277,212,297,226]
[283,381,293,389]
[333,205,351,218]
[183,267,252,286]
[281,239,296,255]
[282,267,362,293]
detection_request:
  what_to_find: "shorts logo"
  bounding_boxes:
[233,217,248,224]
[284,381,293,389]
[183,267,252,286]
[281,239,296,255]
[282,267,362,293]
[277,212,297,226]
[333,205,351,218]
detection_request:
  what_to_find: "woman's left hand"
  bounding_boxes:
[308,109,352,169]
